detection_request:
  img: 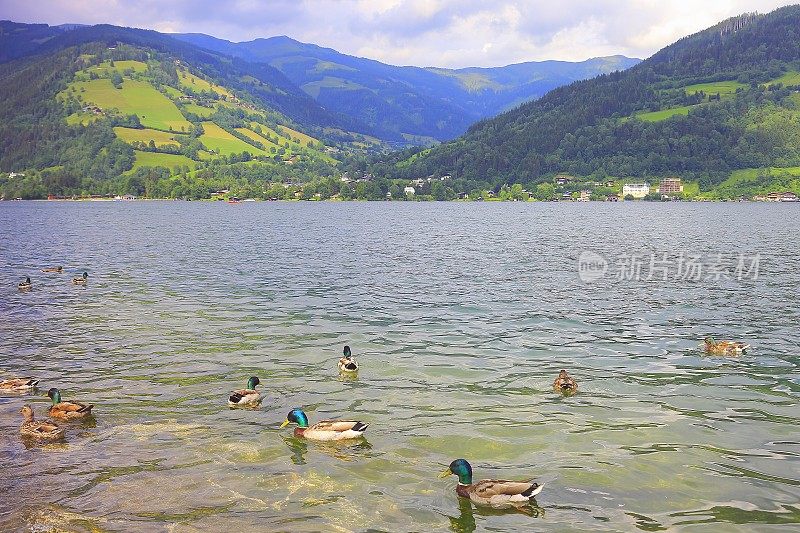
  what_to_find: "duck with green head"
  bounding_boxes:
[18,277,32,290]
[72,272,88,285]
[439,459,544,508]
[704,336,750,355]
[47,387,94,420]
[280,408,368,441]
[228,376,261,407]
[338,345,358,373]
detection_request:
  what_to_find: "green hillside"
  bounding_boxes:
[0,26,352,199]
[374,5,800,199]
[113,127,182,147]
[199,122,268,156]
[67,78,192,130]
[635,105,693,122]
[682,80,746,97]
[130,150,198,171]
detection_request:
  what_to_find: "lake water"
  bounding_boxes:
[0,200,798,532]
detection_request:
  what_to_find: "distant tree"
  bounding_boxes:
[535,183,555,200]
[110,71,123,89]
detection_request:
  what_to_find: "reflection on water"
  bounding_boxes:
[448,497,545,533]
[282,435,373,466]
[0,200,798,531]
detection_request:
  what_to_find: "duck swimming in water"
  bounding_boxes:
[18,277,32,290]
[47,388,94,420]
[228,376,261,407]
[704,337,750,356]
[42,266,63,273]
[280,408,368,441]
[0,378,39,391]
[20,405,65,441]
[0,378,39,392]
[72,272,88,285]
[553,370,578,393]
[338,345,358,373]
[439,459,544,509]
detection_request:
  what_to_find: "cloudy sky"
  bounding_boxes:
[0,1,795,68]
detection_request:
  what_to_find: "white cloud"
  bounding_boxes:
[0,0,794,67]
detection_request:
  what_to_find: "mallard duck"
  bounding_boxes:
[18,277,32,290]
[20,405,65,441]
[439,459,544,509]
[280,408,368,441]
[228,376,261,406]
[72,272,88,285]
[553,369,578,393]
[338,345,358,373]
[47,388,94,419]
[42,266,63,273]
[704,337,750,356]
[0,378,39,391]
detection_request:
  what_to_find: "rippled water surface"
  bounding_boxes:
[1,201,799,532]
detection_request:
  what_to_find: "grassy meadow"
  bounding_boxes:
[129,150,198,172]
[234,128,280,150]
[114,127,183,147]
[199,122,268,156]
[682,80,746,97]
[178,69,232,97]
[70,78,192,131]
[635,105,693,122]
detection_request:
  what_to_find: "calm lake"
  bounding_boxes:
[1,200,798,532]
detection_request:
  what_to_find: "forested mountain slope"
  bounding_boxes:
[0,25,357,199]
[175,33,638,142]
[388,5,800,193]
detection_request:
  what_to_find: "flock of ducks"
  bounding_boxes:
[18,267,88,290]
[7,268,754,510]
[6,381,93,440]
[3,334,750,510]
[2,344,571,508]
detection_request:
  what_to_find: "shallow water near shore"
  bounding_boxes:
[0,200,798,532]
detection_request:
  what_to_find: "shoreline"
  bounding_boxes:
[3,198,798,204]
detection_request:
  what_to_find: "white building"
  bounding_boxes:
[404,186,416,196]
[622,183,650,199]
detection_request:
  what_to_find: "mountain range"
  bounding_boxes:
[2,5,800,201]
[0,21,637,144]
[173,33,638,143]
[383,5,800,196]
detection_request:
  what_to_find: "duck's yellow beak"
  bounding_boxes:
[280,419,289,428]
[438,468,452,478]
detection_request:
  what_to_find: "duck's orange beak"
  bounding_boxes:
[280,419,289,428]
[438,468,452,478]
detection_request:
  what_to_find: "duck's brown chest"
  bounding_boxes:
[456,484,471,498]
